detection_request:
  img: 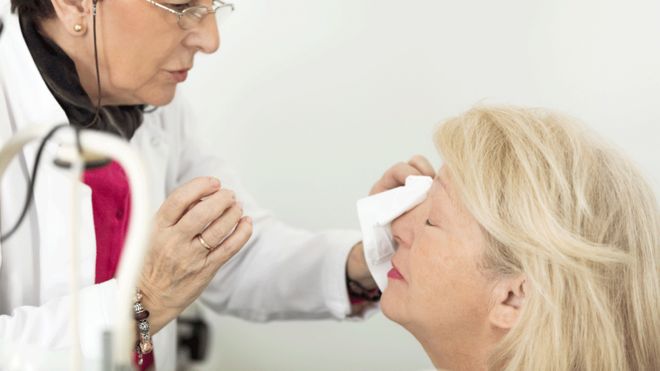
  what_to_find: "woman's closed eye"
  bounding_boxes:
[426,219,439,228]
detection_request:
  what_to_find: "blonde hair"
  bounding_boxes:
[434,106,660,371]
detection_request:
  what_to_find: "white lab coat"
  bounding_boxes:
[0,5,362,370]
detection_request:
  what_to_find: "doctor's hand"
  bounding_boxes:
[138,177,253,335]
[369,155,436,195]
[345,155,436,293]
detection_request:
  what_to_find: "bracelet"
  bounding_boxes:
[134,288,153,366]
[346,274,381,303]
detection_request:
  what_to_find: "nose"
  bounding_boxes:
[184,14,220,54]
[391,198,430,250]
[392,211,413,248]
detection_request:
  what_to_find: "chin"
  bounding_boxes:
[381,287,406,324]
[139,85,177,107]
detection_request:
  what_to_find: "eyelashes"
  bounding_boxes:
[167,2,193,11]
[426,218,444,229]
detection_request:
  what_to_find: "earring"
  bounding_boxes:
[74,24,83,32]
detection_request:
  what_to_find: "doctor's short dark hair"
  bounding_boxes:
[11,0,57,20]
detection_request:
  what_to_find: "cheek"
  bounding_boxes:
[99,1,180,92]
[406,238,447,317]
[407,233,491,329]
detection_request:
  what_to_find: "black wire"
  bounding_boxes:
[85,0,102,128]
[0,124,68,243]
[1,1,104,243]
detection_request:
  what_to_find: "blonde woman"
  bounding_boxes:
[382,106,660,370]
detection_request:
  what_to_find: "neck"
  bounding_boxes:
[412,327,495,371]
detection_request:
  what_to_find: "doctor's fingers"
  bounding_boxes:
[369,156,435,195]
[206,216,253,267]
[194,203,244,249]
[177,188,236,235]
[408,155,435,178]
[157,177,222,227]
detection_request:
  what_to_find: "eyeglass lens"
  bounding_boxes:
[179,3,233,30]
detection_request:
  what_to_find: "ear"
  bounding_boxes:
[49,0,93,36]
[488,275,526,330]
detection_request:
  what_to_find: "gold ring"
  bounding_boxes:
[197,234,214,251]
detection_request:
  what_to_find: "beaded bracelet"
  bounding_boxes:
[346,274,381,303]
[134,289,153,366]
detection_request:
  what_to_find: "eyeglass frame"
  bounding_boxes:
[144,0,234,30]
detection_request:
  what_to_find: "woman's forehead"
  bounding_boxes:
[430,167,469,221]
[432,167,452,201]
[429,177,452,212]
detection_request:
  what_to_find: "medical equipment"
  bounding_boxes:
[0,124,152,370]
[0,0,152,366]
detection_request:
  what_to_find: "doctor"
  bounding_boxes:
[0,0,435,369]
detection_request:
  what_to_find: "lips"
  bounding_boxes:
[387,263,405,281]
[168,69,189,83]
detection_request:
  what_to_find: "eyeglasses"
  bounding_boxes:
[144,0,234,30]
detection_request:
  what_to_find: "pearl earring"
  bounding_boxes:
[74,24,83,32]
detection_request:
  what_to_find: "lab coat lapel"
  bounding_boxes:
[0,11,97,304]
[130,119,169,216]
[0,9,69,162]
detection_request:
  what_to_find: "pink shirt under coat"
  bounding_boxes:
[83,160,154,370]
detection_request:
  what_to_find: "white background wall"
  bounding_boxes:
[180,0,660,370]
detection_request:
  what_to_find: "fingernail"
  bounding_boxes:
[210,177,221,188]
[245,216,252,224]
